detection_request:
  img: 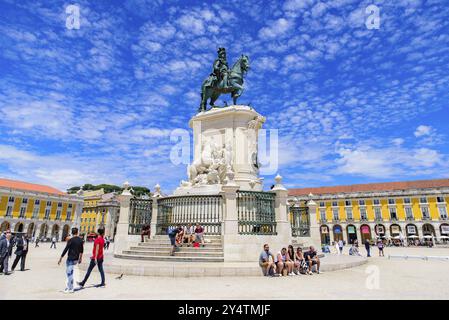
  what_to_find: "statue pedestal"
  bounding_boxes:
[176,105,265,194]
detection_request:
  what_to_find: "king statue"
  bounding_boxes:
[199,48,250,113]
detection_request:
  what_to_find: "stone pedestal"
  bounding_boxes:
[175,105,265,195]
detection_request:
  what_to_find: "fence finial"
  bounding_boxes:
[122,181,132,196]
[154,183,162,197]
[272,173,287,191]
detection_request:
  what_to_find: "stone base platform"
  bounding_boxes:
[79,254,367,277]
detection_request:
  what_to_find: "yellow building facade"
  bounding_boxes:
[289,179,449,244]
[78,189,120,238]
[0,178,83,240]
[79,189,104,235]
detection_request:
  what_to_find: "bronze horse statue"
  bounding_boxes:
[199,55,250,112]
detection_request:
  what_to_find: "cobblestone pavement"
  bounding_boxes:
[1,242,449,300]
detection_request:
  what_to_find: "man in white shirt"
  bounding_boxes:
[50,236,57,249]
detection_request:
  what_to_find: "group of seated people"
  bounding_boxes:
[168,224,206,255]
[259,244,321,277]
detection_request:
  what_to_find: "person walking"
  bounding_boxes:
[365,239,371,257]
[0,230,12,275]
[334,241,340,255]
[377,239,385,257]
[50,236,57,249]
[77,228,106,288]
[104,236,110,250]
[338,239,344,254]
[35,237,40,248]
[12,234,29,271]
[58,227,84,294]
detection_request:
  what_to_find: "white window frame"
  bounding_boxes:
[44,208,51,220]
[403,197,411,204]
[405,207,414,220]
[374,207,382,220]
[421,206,430,219]
[389,207,398,220]
[5,205,13,217]
[332,208,339,220]
[319,209,326,221]
[438,206,447,219]
[345,207,353,220]
[360,207,367,220]
[19,206,26,218]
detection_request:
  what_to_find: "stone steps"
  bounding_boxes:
[141,242,222,247]
[117,235,225,263]
[115,253,224,262]
[130,246,223,252]
[123,250,224,257]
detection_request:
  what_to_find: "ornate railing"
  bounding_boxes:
[128,198,153,235]
[237,191,276,235]
[290,206,310,237]
[156,195,222,235]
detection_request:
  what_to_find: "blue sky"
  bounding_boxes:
[0,0,448,193]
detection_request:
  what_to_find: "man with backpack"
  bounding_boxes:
[169,225,183,256]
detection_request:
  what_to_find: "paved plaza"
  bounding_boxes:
[1,242,449,300]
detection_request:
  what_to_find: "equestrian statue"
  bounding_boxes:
[199,47,250,112]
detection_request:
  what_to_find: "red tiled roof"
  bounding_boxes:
[0,178,65,195]
[288,178,449,196]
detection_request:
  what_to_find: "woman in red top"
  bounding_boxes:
[77,228,106,288]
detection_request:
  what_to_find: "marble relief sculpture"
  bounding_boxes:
[186,138,233,186]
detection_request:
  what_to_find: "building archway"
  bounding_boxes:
[347,224,357,244]
[39,223,48,239]
[390,224,401,237]
[405,224,418,237]
[0,221,10,232]
[360,224,372,243]
[51,224,60,239]
[333,225,343,242]
[27,223,35,238]
[62,224,70,241]
[374,224,386,237]
[422,224,436,236]
[14,222,24,233]
[320,225,330,245]
[440,223,449,236]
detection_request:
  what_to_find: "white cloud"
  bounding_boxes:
[259,18,295,39]
[414,125,432,137]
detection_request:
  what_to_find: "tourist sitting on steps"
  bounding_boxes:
[294,247,306,275]
[274,247,294,276]
[194,223,205,247]
[287,245,299,276]
[175,226,184,247]
[168,225,183,256]
[140,224,151,243]
[259,244,277,277]
[183,224,195,247]
[304,246,320,275]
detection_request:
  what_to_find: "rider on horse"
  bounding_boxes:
[205,47,229,90]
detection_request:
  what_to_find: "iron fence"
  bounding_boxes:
[128,198,152,235]
[290,206,310,237]
[156,195,222,235]
[237,191,276,235]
